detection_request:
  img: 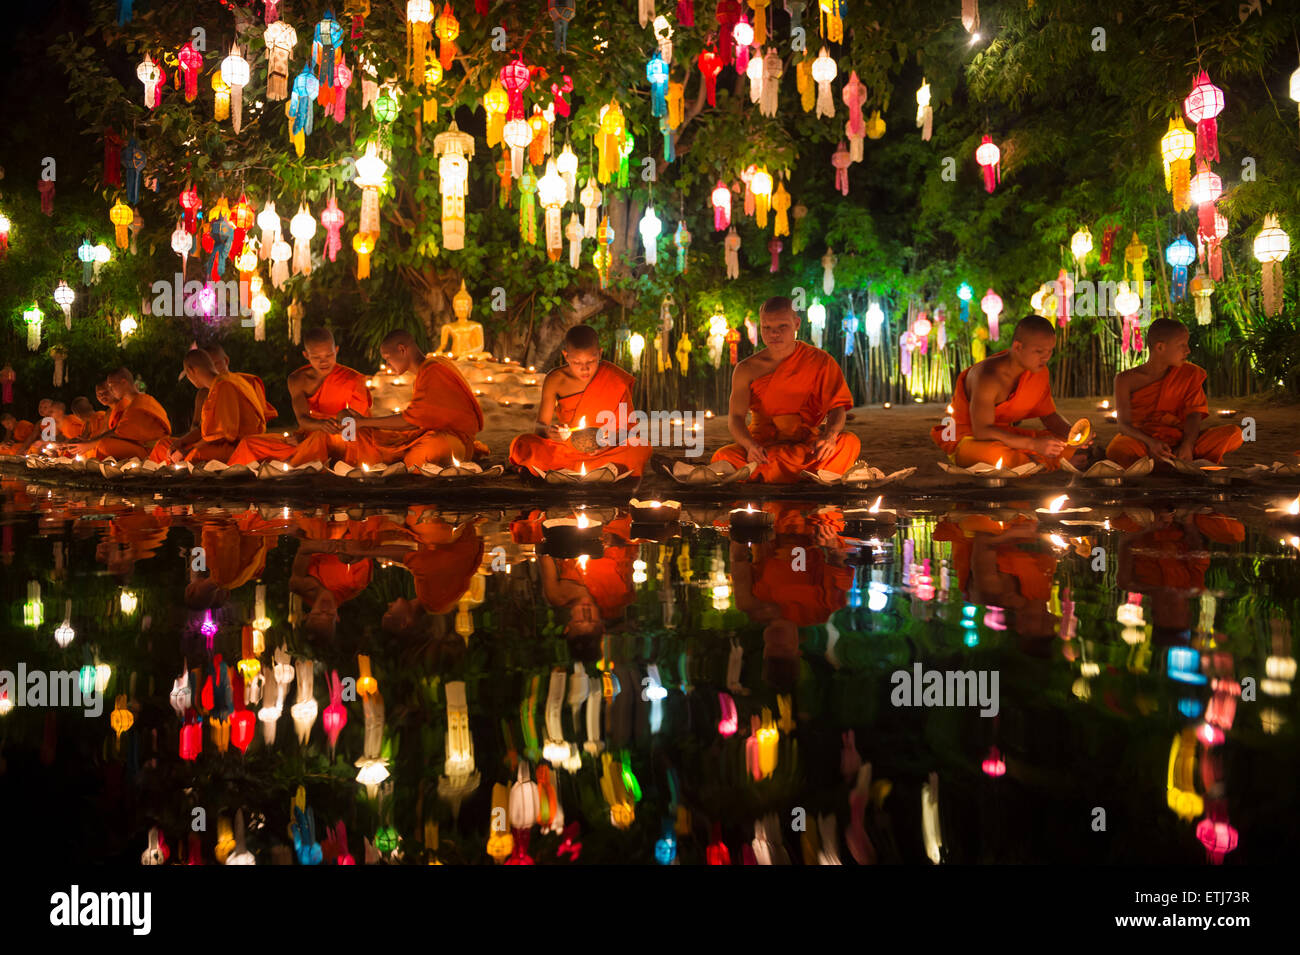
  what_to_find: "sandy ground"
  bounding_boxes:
[477,393,1298,487]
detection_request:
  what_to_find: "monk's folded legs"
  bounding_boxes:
[952,431,1068,470]
[401,430,472,468]
[228,433,298,467]
[1107,423,1242,466]
[509,433,653,476]
[710,431,861,483]
[184,439,238,464]
[90,437,154,462]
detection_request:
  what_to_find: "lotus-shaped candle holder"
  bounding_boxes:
[938,459,1043,488]
[256,459,298,480]
[728,504,774,542]
[331,461,389,480]
[419,459,504,479]
[161,460,194,478]
[1267,461,1300,478]
[535,463,627,485]
[803,462,917,487]
[541,513,605,558]
[1061,456,1154,486]
[97,460,124,478]
[1168,458,1263,485]
[843,496,901,536]
[1033,493,1094,520]
[665,459,755,485]
[629,498,681,523]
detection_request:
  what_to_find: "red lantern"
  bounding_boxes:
[180,186,202,233]
[323,670,348,751]
[981,745,1007,777]
[975,136,1000,193]
[706,823,730,865]
[230,707,255,753]
[179,719,202,761]
[177,41,203,102]
[500,57,531,118]
[677,1,695,27]
[697,48,723,107]
[715,0,741,65]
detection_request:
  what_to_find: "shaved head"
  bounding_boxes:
[1012,315,1057,343]
[71,397,93,416]
[379,329,424,375]
[563,324,600,352]
[107,366,133,384]
[184,349,217,375]
[202,343,230,375]
[303,327,335,349]
[1146,318,1189,348]
[381,329,420,351]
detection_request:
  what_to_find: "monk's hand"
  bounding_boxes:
[1175,440,1196,462]
[745,441,768,465]
[1146,438,1174,459]
[1032,435,1067,458]
[545,422,568,442]
[66,442,92,458]
[812,431,840,464]
[168,449,185,464]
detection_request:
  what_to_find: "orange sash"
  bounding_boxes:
[932,352,1055,454]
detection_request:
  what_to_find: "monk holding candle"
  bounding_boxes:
[168,350,267,463]
[70,367,171,461]
[346,330,488,468]
[712,297,860,483]
[932,315,1083,470]
[0,414,34,454]
[509,324,654,477]
[16,399,84,454]
[203,343,278,422]
[1106,318,1243,466]
[228,327,370,467]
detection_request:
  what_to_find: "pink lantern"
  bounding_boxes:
[178,41,203,102]
[975,136,1000,193]
[1195,811,1238,865]
[711,180,731,231]
[982,746,1007,777]
[320,196,345,262]
[717,692,737,736]
[980,288,1003,340]
[500,57,531,118]
[323,670,348,751]
[832,142,852,196]
[913,313,932,338]
[1184,70,1224,163]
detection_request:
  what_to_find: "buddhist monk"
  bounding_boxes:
[712,297,860,483]
[539,517,638,661]
[932,315,1086,470]
[13,399,80,454]
[290,538,375,639]
[88,381,116,436]
[227,327,370,468]
[1107,318,1243,466]
[346,330,488,468]
[509,324,654,477]
[203,343,277,422]
[0,414,34,455]
[69,398,94,436]
[168,350,267,463]
[69,367,171,461]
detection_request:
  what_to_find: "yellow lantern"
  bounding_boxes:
[1160,117,1196,212]
[109,199,134,249]
[356,654,378,696]
[819,0,843,43]
[422,60,443,122]
[750,167,773,229]
[352,231,376,279]
[1070,226,1093,276]
[483,80,509,147]
[595,101,626,184]
[434,2,459,71]
[486,783,513,862]
[865,109,885,139]
[212,68,231,121]
[406,0,434,83]
[110,694,134,743]
[1124,231,1147,290]
[433,120,474,250]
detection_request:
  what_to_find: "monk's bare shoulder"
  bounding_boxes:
[287,366,320,395]
[734,352,773,382]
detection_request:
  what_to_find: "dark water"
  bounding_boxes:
[1,477,1297,865]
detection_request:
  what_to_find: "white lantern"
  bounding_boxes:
[53,280,74,326]
[1253,214,1290,317]
[629,332,646,371]
[537,159,567,262]
[502,118,531,178]
[916,78,933,140]
[807,301,827,348]
[1070,227,1093,276]
[289,205,315,276]
[639,206,662,266]
[865,302,884,347]
[220,43,250,133]
[119,315,138,342]
[811,48,837,119]
[556,141,579,202]
[54,601,75,649]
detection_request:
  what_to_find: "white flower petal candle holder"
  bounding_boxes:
[1168,458,1266,485]
[1061,456,1154,486]
[535,462,627,485]
[628,498,681,523]
[667,459,755,485]
[938,459,1043,487]
[803,462,917,486]
[419,459,504,479]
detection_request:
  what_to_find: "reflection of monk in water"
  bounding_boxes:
[539,516,637,662]
[729,503,854,690]
[289,540,375,639]
[1115,509,1244,636]
[96,506,173,578]
[934,516,1060,642]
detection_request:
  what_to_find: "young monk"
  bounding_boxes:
[711,296,860,482]
[346,330,488,468]
[509,324,654,476]
[932,315,1085,470]
[203,343,278,422]
[69,367,171,461]
[1107,318,1243,466]
[69,398,94,437]
[227,327,370,468]
[88,381,116,436]
[14,399,83,454]
[0,414,34,454]
[168,350,267,463]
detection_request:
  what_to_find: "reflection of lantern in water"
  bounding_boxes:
[981,746,1006,777]
[24,581,43,628]
[1196,813,1238,864]
[1166,646,1206,685]
[486,783,513,861]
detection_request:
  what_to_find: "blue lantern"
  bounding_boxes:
[957,282,973,321]
[647,53,669,117]
[1165,236,1196,302]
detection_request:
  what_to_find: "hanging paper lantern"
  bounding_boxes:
[432,126,472,251]
[1114,281,1141,319]
[1188,268,1215,325]
[647,53,669,117]
[750,167,773,228]
[320,196,345,262]
[289,204,316,276]
[1183,70,1224,163]
[1070,226,1093,276]
[52,280,74,331]
[483,80,509,147]
[344,0,370,38]
[580,177,602,238]
[502,118,531,179]
[975,136,1000,193]
[220,44,250,134]
[167,220,191,277]
[289,63,320,157]
[819,0,843,42]
[1165,235,1196,302]
[916,78,932,140]
[811,48,837,118]
[264,21,298,101]
[312,12,344,106]
[526,107,550,168]
[956,281,973,321]
[500,57,531,119]
[724,226,741,279]
[213,68,231,121]
[24,304,43,351]
[980,288,1002,340]
[807,301,826,348]
[675,221,691,273]
[565,212,584,269]
[556,142,579,202]
[355,141,388,236]
[352,232,375,279]
[0,213,9,258]
[177,41,203,102]
[1189,161,1223,238]
[832,141,851,195]
[639,206,663,266]
[255,202,281,261]
[1253,214,1289,317]
[698,48,723,107]
[712,180,731,231]
[434,3,459,72]
[137,54,163,108]
[1124,232,1147,290]
[594,102,627,185]
[537,159,567,262]
[76,238,96,285]
[654,14,674,62]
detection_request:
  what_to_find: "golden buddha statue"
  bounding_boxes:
[438,280,492,359]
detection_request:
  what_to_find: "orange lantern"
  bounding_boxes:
[435,3,459,71]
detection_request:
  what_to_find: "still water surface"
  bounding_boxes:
[1,479,1296,864]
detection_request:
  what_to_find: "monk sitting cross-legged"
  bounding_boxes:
[347,330,488,468]
[1107,318,1243,467]
[68,367,171,462]
[932,315,1086,470]
[168,350,267,463]
[509,323,654,477]
[203,343,278,423]
[227,326,371,468]
[0,414,35,455]
[87,380,117,437]
[712,296,860,482]
[16,399,85,455]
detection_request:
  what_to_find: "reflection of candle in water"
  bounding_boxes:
[883,402,892,409]
[1048,494,1068,513]
[946,404,954,414]
[868,496,882,514]
[576,512,590,530]
[1290,495,1300,516]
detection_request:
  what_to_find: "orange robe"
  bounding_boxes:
[0,420,34,454]
[202,520,270,589]
[711,342,860,483]
[558,544,637,619]
[358,356,488,467]
[307,553,373,606]
[1106,363,1243,466]
[90,394,171,461]
[934,517,1055,601]
[510,361,654,476]
[183,374,268,463]
[87,410,110,436]
[238,373,278,421]
[931,354,1066,469]
[752,541,853,625]
[227,364,370,467]
[404,531,485,613]
[58,415,85,440]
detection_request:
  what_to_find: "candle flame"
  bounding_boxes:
[994,457,1004,470]
[745,503,755,514]
[868,496,882,514]
[1048,494,1068,513]
[576,512,589,529]
[451,455,460,467]
[576,417,587,430]
[1101,400,1110,409]
[946,404,954,414]
[1289,495,1299,516]
[361,463,370,472]
[579,462,587,476]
